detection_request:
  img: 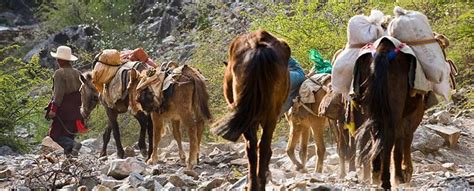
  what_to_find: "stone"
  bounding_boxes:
[201,178,225,190]
[326,153,339,165]
[184,170,199,180]
[0,168,12,179]
[229,176,247,190]
[163,182,178,190]
[433,110,452,125]
[61,184,76,191]
[426,124,461,148]
[92,185,112,191]
[124,146,136,158]
[412,126,445,153]
[79,176,100,190]
[230,158,247,166]
[116,183,134,191]
[41,136,63,152]
[345,171,358,182]
[99,175,124,189]
[0,146,16,156]
[168,175,186,187]
[442,163,456,171]
[141,176,163,190]
[162,35,176,44]
[77,186,88,191]
[128,172,144,188]
[107,158,146,179]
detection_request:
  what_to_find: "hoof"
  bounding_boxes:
[140,149,147,158]
[147,159,156,165]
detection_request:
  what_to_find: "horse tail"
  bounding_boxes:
[359,43,393,162]
[213,44,281,142]
[192,75,212,121]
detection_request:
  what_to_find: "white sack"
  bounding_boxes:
[388,6,447,83]
[332,10,385,95]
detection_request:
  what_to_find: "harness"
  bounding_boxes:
[404,36,458,89]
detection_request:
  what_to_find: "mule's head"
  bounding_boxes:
[79,72,99,119]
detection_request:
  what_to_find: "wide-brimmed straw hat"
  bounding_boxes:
[50,46,78,61]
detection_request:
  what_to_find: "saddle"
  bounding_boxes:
[298,73,331,104]
[101,61,147,108]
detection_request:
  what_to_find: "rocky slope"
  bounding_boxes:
[1,97,473,190]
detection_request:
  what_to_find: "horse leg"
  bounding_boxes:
[298,125,310,172]
[348,134,356,172]
[258,119,277,191]
[100,126,112,157]
[134,111,148,158]
[106,109,124,158]
[171,120,186,164]
[394,138,404,185]
[286,120,303,171]
[147,112,163,165]
[334,120,346,178]
[372,154,382,185]
[402,96,424,183]
[243,127,258,191]
[184,118,198,170]
[146,115,153,160]
[196,120,205,164]
[311,117,326,173]
[381,130,395,189]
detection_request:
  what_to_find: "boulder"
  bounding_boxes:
[127,172,144,188]
[432,110,452,125]
[412,126,445,153]
[107,158,146,179]
[124,146,136,158]
[167,175,186,187]
[0,145,17,156]
[141,176,163,190]
[23,25,96,68]
[92,185,112,191]
[41,136,63,152]
[0,169,13,179]
[200,178,225,191]
[77,185,88,191]
[99,175,124,189]
[60,184,76,191]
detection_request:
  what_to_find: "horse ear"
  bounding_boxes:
[223,61,228,66]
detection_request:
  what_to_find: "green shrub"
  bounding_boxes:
[0,45,52,152]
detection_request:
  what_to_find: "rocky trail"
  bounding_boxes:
[1,101,473,190]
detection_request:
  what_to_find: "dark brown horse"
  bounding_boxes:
[79,63,153,159]
[354,38,425,189]
[212,30,290,190]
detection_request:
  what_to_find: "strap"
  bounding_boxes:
[348,43,367,49]
[404,38,438,46]
[301,102,319,116]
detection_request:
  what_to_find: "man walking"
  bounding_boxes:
[47,46,84,156]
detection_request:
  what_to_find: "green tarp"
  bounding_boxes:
[309,49,332,74]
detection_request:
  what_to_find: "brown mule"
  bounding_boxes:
[354,38,425,189]
[212,30,291,191]
[132,65,212,170]
[285,75,331,174]
[286,77,360,179]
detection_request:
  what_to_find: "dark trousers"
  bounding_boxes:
[52,136,76,154]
